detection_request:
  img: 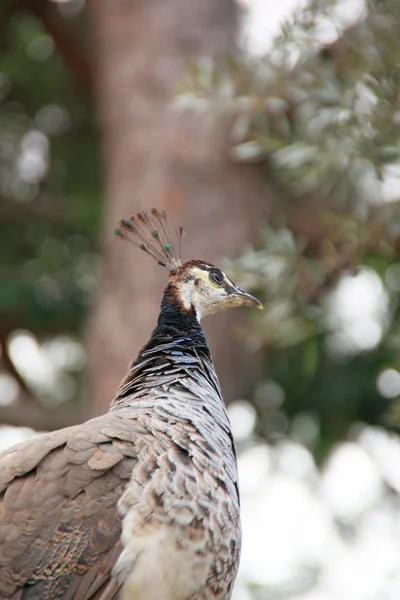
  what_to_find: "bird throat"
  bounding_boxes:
[125,281,209,368]
[147,283,206,349]
[111,284,211,407]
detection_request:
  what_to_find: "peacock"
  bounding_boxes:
[0,209,262,600]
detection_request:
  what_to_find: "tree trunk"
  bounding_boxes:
[87,0,268,415]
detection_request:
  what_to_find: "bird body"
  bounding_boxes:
[0,210,261,600]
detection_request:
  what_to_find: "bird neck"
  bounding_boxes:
[111,283,213,408]
[144,282,207,351]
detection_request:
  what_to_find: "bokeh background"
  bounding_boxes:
[2,0,400,598]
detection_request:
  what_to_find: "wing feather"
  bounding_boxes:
[0,413,148,600]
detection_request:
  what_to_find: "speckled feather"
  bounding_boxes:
[0,211,242,600]
[110,309,241,600]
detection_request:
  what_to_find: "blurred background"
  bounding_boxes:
[1,0,400,598]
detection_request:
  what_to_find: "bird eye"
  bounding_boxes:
[209,269,224,286]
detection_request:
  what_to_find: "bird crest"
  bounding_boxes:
[114,208,185,271]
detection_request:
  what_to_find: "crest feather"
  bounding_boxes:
[114,208,185,271]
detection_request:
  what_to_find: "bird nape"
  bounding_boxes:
[0,209,262,600]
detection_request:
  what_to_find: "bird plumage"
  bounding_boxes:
[0,210,261,600]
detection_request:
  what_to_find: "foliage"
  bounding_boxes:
[181,0,400,205]
[0,10,100,403]
[0,12,100,329]
[180,0,400,455]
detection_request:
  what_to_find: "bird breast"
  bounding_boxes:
[112,393,241,600]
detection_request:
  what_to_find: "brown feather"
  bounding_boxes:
[0,414,149,600]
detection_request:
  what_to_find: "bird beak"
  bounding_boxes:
[228,287,263,309]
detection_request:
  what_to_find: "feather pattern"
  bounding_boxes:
[110,302,240,600]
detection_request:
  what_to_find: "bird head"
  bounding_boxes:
[170,259,261,320]
[115,209,262,321]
